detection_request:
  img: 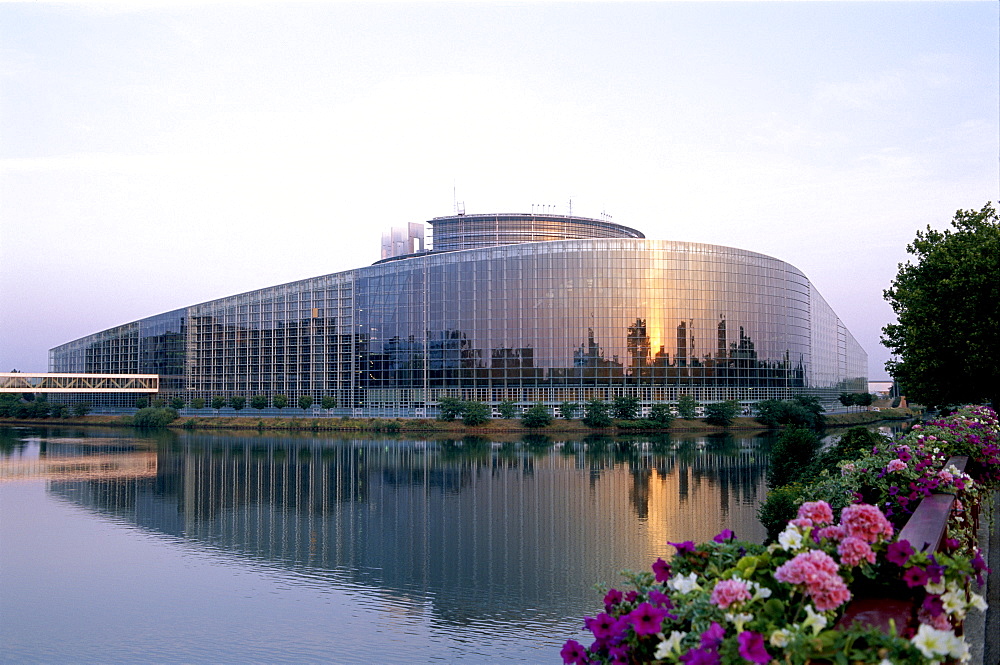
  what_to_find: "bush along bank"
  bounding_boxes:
[560,406,998,664]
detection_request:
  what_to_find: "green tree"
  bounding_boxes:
[882,203,1000,408]
[767,425,820,490]
[49,403,69,418]
[648,403,675,428]
[135,396,149,409]
[462,401,491,426]
[521,402,552,428]
[855,392,874,410]
[611,396,640,420]
[132,407,178,428]
[497,401,518,419]
[838,392,854,412]
[582,399,612,428]
[704,400,740,427]
[230,396,246,411]
[437,396,464,421]
[273,394,288,410]
[251,395,269,410]
[170,397,186,410]
[321,396,337,410]
[299,395,314,411]
[211,396,226,410]
[559,401,579,420]
[73,402,91,417]
[676,394,699,420]
[190,397,206,409]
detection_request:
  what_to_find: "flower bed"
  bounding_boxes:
[561,406,998,664]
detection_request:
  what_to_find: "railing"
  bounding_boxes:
[836,455,970,633]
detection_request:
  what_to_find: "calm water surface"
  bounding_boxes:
[0,426,772,663]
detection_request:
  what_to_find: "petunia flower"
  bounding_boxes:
[628,602,670,636]
[652,557,671,583]
[669,540,697,554]
[653,631,686,660]
[560,639,587,665]
[737,631,771,664]
[680,647,721,665]
[886,540,914,566]
[713,529,735,543]
[903,566,929,588]
[699,622,725,649]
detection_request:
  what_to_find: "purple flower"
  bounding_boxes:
[681,647,721,665]
[713,529,735,543]
[903,566,929,588]
[561,639,587,664]
[737,631,771,664]
[886,540,914,566]
[670,540,697,554]
[652,557,672,582]
[922,594,945,618]
[624,590,639,604]
[603,588,623,610]
[585,613,622,641]
[699,622,726,649]
[648,588,673,609]
[627,602,670,636]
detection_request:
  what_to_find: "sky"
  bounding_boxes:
[1,2,997,381]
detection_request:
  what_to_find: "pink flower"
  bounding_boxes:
[816,524,846,541]
[710,578,751,609]
[811,576,852,610]
[840,503,893,543]
[837,536,876,567]
[774,549,851,610]
[886,459,908,472]
[797,501,833,526]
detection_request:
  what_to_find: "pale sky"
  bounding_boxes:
[2,2,998,381]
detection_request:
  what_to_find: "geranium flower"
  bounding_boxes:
[837,536,876,567]
[737,631,771,664]
[710,578,751,609]
[797,500,833,525]
[840,503,893,543]
[560,639,587,664]
[628,602,670,636]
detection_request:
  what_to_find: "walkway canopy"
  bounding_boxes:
[0,373,159,393]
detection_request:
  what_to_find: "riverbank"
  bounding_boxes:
[0,407,917,434]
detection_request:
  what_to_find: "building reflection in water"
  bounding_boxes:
[41,431,771,625]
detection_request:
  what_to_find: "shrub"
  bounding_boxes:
[132,407,178,428]
[767,425,819,489]
[462,401,491,426]
[648,403,675,428]
[437,397,465,421]
[497,401,519,419]
[704,400,740,427]
[559,401,579,420]
[135,397,149,409]
[522,402,552,428]
[612,396,640,420]
[676,394,699,419]
[582,399,612,428]
[73,403,91,417]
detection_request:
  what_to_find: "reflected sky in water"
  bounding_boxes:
[0,426,772,663]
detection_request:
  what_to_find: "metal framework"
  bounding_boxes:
[0,373,159,393]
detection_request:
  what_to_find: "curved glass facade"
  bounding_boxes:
[50,215,866,413]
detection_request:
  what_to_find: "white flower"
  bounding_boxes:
[769,629,791,648]
[724,612,754,633]
[777,524,804,551]
[749,580,772,602]
[654,631,687,660]
[801,604,827,635]
[949,635,970,662]
[924,579,946,595]
[969,593,988,612]
[912,624,960,659]
[878,659,894,665]
[668,572,701,594]
[941,588,967,618]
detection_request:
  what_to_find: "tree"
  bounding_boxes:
[855,393,874,410]
[497,401,518,419]
[559,401,579,420]
[251,395,269,410]
[135,396,149,409]
[73,402,91,417]
[767,426,820,490]
[299,395,314,411]
[704,400,740,427]
[437,396,464,421]
[321,396,337,410]
[648,403,675,428]
[49,403,68,418]
[582,399,612,428]
[882,203,999,409]
[838,392,854,412]
[211,396,226,410]
[462,401,490,426]
[273,394,288,410]
[190,397,206,409]
[611,396,640,420]
[676,394,699,420]
[521,402,552,428]
[230,396,246,411]
[170,397,186,410]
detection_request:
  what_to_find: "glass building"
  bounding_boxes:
[50,213,867,414]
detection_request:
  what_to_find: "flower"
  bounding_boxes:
[837,536,876,567]
[911,624,961,660]
[886,459,908,472]
[699,622,725,649]
[648,588,673,608]
[886,540,914,566]
[680,647,721,665]
[560,639,587,664]
[769,629,791,648]
[816,524,845,541]
[652,557,672,583]
[627,602,670,636]
[670,540,697,554]
[724,612,754,633]
[801,604,828,635]
[669,572,701,594]
[777,524,804,551]
[840,503,893,543]
[797,500,833,525]
[710,578,752,609]
[737,631,771,664]
[654,630,686,659]
[713,529,735,543]
[584,612,621,641]
[903,566,929,588]
[603,588,623,611]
